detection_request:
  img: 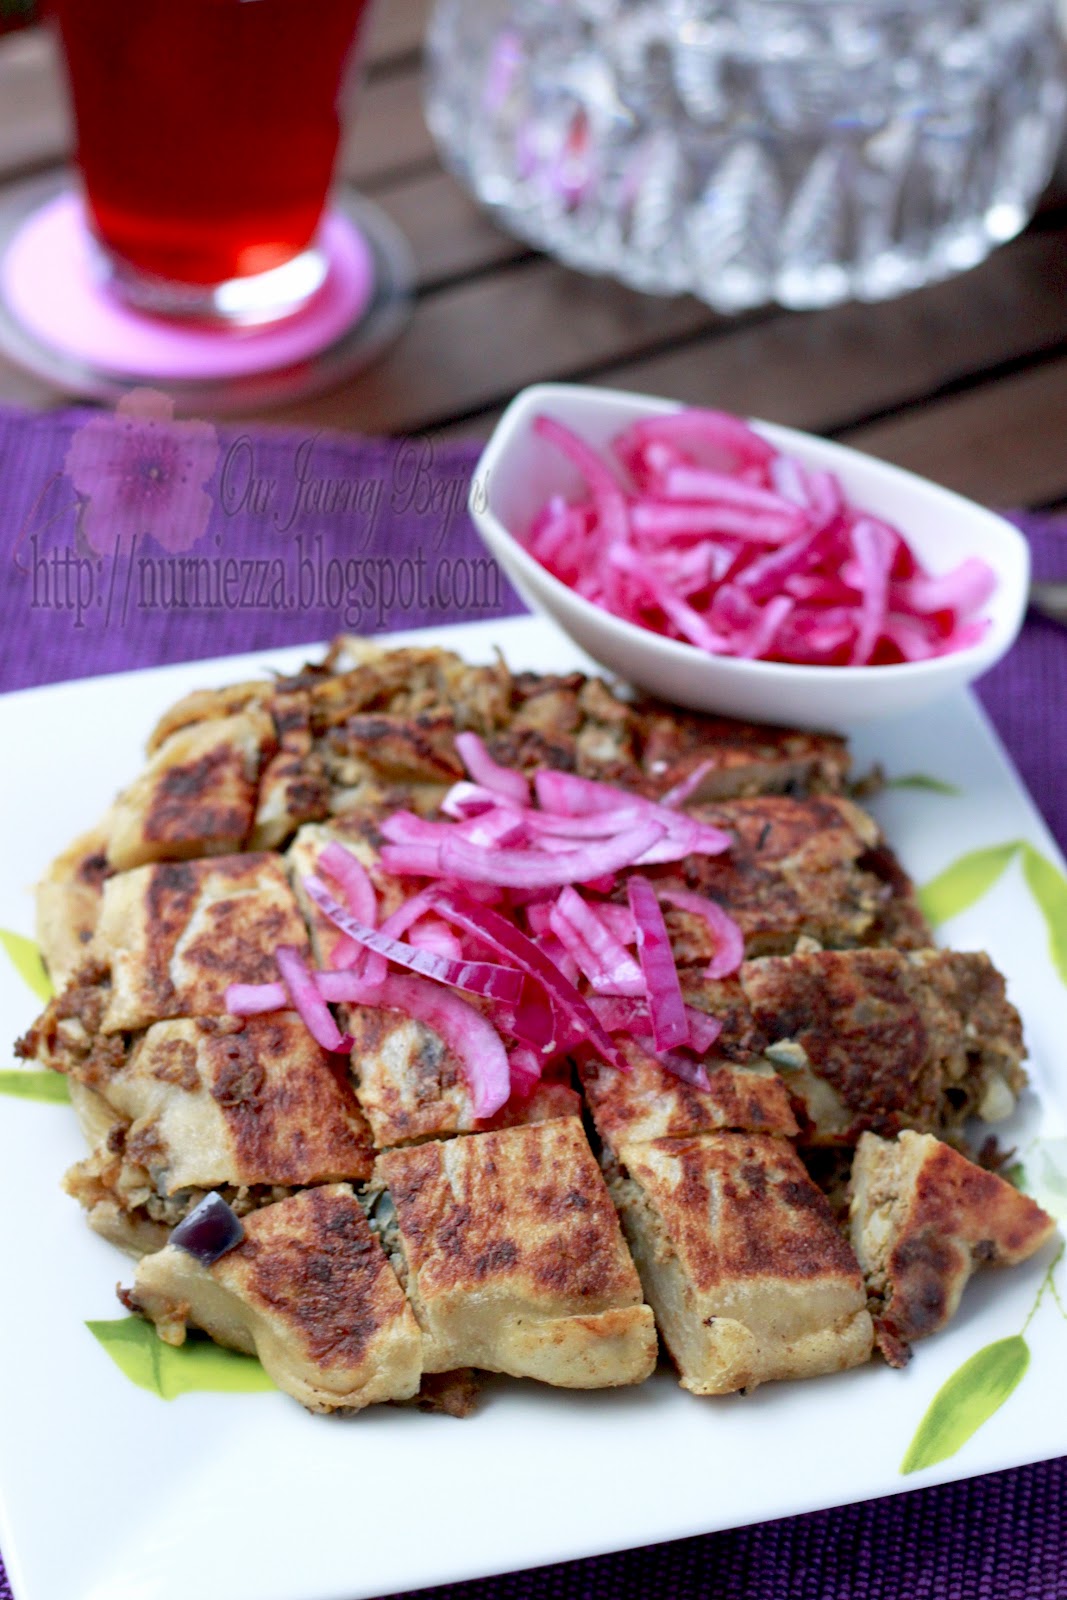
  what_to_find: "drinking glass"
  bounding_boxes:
[51,0,373,323]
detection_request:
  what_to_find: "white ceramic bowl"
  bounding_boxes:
[469,382,1029,726]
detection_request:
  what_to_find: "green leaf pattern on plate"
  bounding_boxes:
[885,773,962,795]
[86,1318,275,1399]
[918,841,1021,926]
[900,1335,1031,1475]
[0,1070,70,1104]
[1020,845,1067,989]
[0,928,53,1002]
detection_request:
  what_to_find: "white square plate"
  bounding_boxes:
[1,615,1065,1600]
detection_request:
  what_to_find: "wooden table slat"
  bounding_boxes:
[842,356,1067,509]
[421,224,1067,509]
[592,229,1067,440]
[265,261,722,434]
[377,169,530,289]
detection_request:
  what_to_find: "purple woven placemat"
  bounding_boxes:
[1,402,1065,1600]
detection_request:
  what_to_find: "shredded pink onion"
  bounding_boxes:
[548,886,646,996]
[440,781,521,820]
[627,877,689,1051]
[523,408,997,667]
[658,1050,712,1091]
[318,840,385,982]
[591,901,637,945]
[382,819,665,889]
[304,875,527,1006]
[454,731,530,805]
[425,887,632,1073]
[377,972,511,1119]
[659,759,716,808]
[225,981,287,1015]
[533,771,731,856]
[509,1044,544,1096]
[275,945,353,1054]
[656,886,746,979]
[407,918,465,960]
[590,995,723,1054]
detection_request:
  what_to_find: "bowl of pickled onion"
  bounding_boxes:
[469,383,1029,725]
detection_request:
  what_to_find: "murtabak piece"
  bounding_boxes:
[849,1130,1057,1366]
[128,1185,423,1412]
[373,1118,657,1387]
[610,1132,874,1395]
[62,1011,375,1253]
[740,947,1027,1145]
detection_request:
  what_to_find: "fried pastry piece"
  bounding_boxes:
[347,993,581,1149]
[134,639,852,841]
[73,1011,369,1190]
[849,1131,1057,1366]
[635,703,849,799]
[146,680,272,752]
[373,1119,657,1387]
[741,948,1027,1145]
[95,853,309,1031]
[579,1030,797,1153]
[106,710,276,871]
[855,842,934,950]
[127,1185,423,1412]
[652,795,930,959]
[250,689,332,850]
[611,1133,873,1394]
[35,821,114,989]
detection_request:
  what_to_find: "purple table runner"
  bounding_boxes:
[1,402,1065,1600]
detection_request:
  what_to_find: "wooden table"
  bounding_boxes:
[2,1,1067,513]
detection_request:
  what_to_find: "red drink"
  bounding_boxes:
[51,0,371,294]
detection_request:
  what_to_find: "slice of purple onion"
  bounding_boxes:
[170,1192,245,1266]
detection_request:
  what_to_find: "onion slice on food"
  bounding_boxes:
[656,886,746,979]
[275,944,354,1054]
[454,731,530,805]
[382,819,665,889]
[303,875,528,1006]
[425,887,632,1072]
[627,876,690,1051]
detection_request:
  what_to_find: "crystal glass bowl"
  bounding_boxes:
[427,0,1067,311]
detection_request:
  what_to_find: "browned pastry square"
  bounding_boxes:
[611,1132,873,1394]
[850,1130,1057,1365]
[741,948,1027,1144]
[373,1118,657,1387]
[128,1184,422,1412]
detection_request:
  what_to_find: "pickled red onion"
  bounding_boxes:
[627,876,689,1051]
[656,886,745,979]
[525,407,996,667]
[303,875,528,1006]
[454,731,530,805]
[275,945,353,1054]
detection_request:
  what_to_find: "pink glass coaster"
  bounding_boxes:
[0,192,375,381]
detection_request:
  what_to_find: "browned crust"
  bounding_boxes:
[854,1133,1056,1364]
[620,1133,865,1296]
[648,794,893,958]
[741,948,1026,1145]
[100,853,310,1028]
[579,1036,797,1151]
[200,1014,375,1184]
[375,1119,643,1311]
[223,1186,408,1371]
